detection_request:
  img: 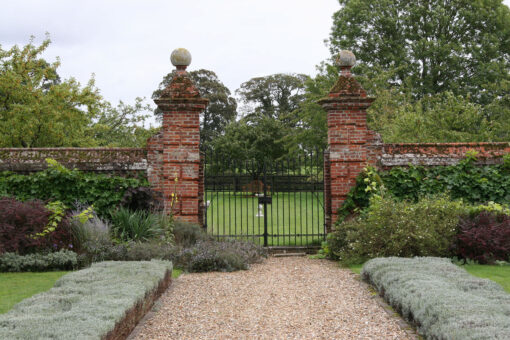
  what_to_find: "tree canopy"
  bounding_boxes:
[236,73,308,123]
[317,0,510,143]
[328,0,510,104]
[0,37,155,148]
[0,38,101,147]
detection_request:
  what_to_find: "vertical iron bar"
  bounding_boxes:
[234,159,237,240]
[263,161,268,247]
[305,152,309,245]
[287,156,291,246]
[299,154,303,246]
[276,161,280,246]
[293,157,297,246]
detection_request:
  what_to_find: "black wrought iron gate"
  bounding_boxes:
[203,151,325,247]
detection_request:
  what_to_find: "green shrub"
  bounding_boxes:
[174,239,266,273]
[0,250,78,272]
[362,257,510,339]
[0,260,172,339]
[337,153,510,223]
[70,206,112,253]
[329,195,464,264]
[172,221,210,247]
[123,241,177,261]
[381,153,510,205]
[109,208,172,242]
[78,239,176,265]
[0,160,148,218]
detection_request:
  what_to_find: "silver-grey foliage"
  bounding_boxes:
[362,257,510,340]
[0,260,172,340]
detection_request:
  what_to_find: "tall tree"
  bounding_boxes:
[0,36,156,148]
[236,73,308,123]
[152,69,237,149]
[328,0,510,104]
[91,98,158,147]
[210,115,287,177]
[0,37,102,147]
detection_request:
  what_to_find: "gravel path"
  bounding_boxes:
[132,257,411,339]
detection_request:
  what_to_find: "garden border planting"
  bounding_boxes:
[0,260,172,340]
[362,257,510,339]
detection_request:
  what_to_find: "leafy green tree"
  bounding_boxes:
[283,64,335,154]
[236,73,308,124]
[210,115,287,177]
[0,36,156,148]
[91,98,158,147]
[381,92,491,142]
[152,69,237,150]
[328,0,510,104]
[0,37,102,147]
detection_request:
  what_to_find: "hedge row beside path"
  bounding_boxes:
[0,260,172,340]
[362,257,510,340]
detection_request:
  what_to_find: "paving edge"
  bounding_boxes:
[351,271,422,340]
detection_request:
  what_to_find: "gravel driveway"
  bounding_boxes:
[131,257,411,339]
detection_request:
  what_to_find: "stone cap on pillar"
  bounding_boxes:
[154,48,209,111]
[318,50,374,109]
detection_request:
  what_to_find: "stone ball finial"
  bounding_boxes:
[336,50,356,67]
[170,48,192,67]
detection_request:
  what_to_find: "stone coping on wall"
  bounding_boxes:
[380,142,510,167]
[0,147,148,173]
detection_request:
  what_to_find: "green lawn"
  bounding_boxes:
[204,191,325,246]
[461,264,510,293]
[348,262,510,293]
[1,268,183,314]
[0,271,69,314]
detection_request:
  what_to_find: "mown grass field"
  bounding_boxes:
[0,271,69,314]
[205,191,325,246]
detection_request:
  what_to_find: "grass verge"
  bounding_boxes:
[0,271,69,314]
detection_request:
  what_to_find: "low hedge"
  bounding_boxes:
[362,257,510,339]
[0,260,172,339]
[0,250,78,272]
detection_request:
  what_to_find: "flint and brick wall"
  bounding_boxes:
[0,148,147,175]
[378,142,510,168]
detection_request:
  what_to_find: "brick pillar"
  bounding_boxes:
[150,48,208,224]
[318,51,375,230]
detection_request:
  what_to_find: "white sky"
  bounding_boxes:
[1,0,509,115]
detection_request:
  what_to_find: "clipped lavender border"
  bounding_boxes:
[0,260,172,340]
[362,257,510,340]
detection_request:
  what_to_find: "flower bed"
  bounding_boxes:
[362,257,510,339]
[0,260,172,340]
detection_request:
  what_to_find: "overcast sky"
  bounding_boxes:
[1,0,510,113]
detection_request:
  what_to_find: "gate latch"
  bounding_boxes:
[258,196,272,204]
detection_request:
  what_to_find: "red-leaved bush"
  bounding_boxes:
[0,197,72,254]
[455,212,510,264]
